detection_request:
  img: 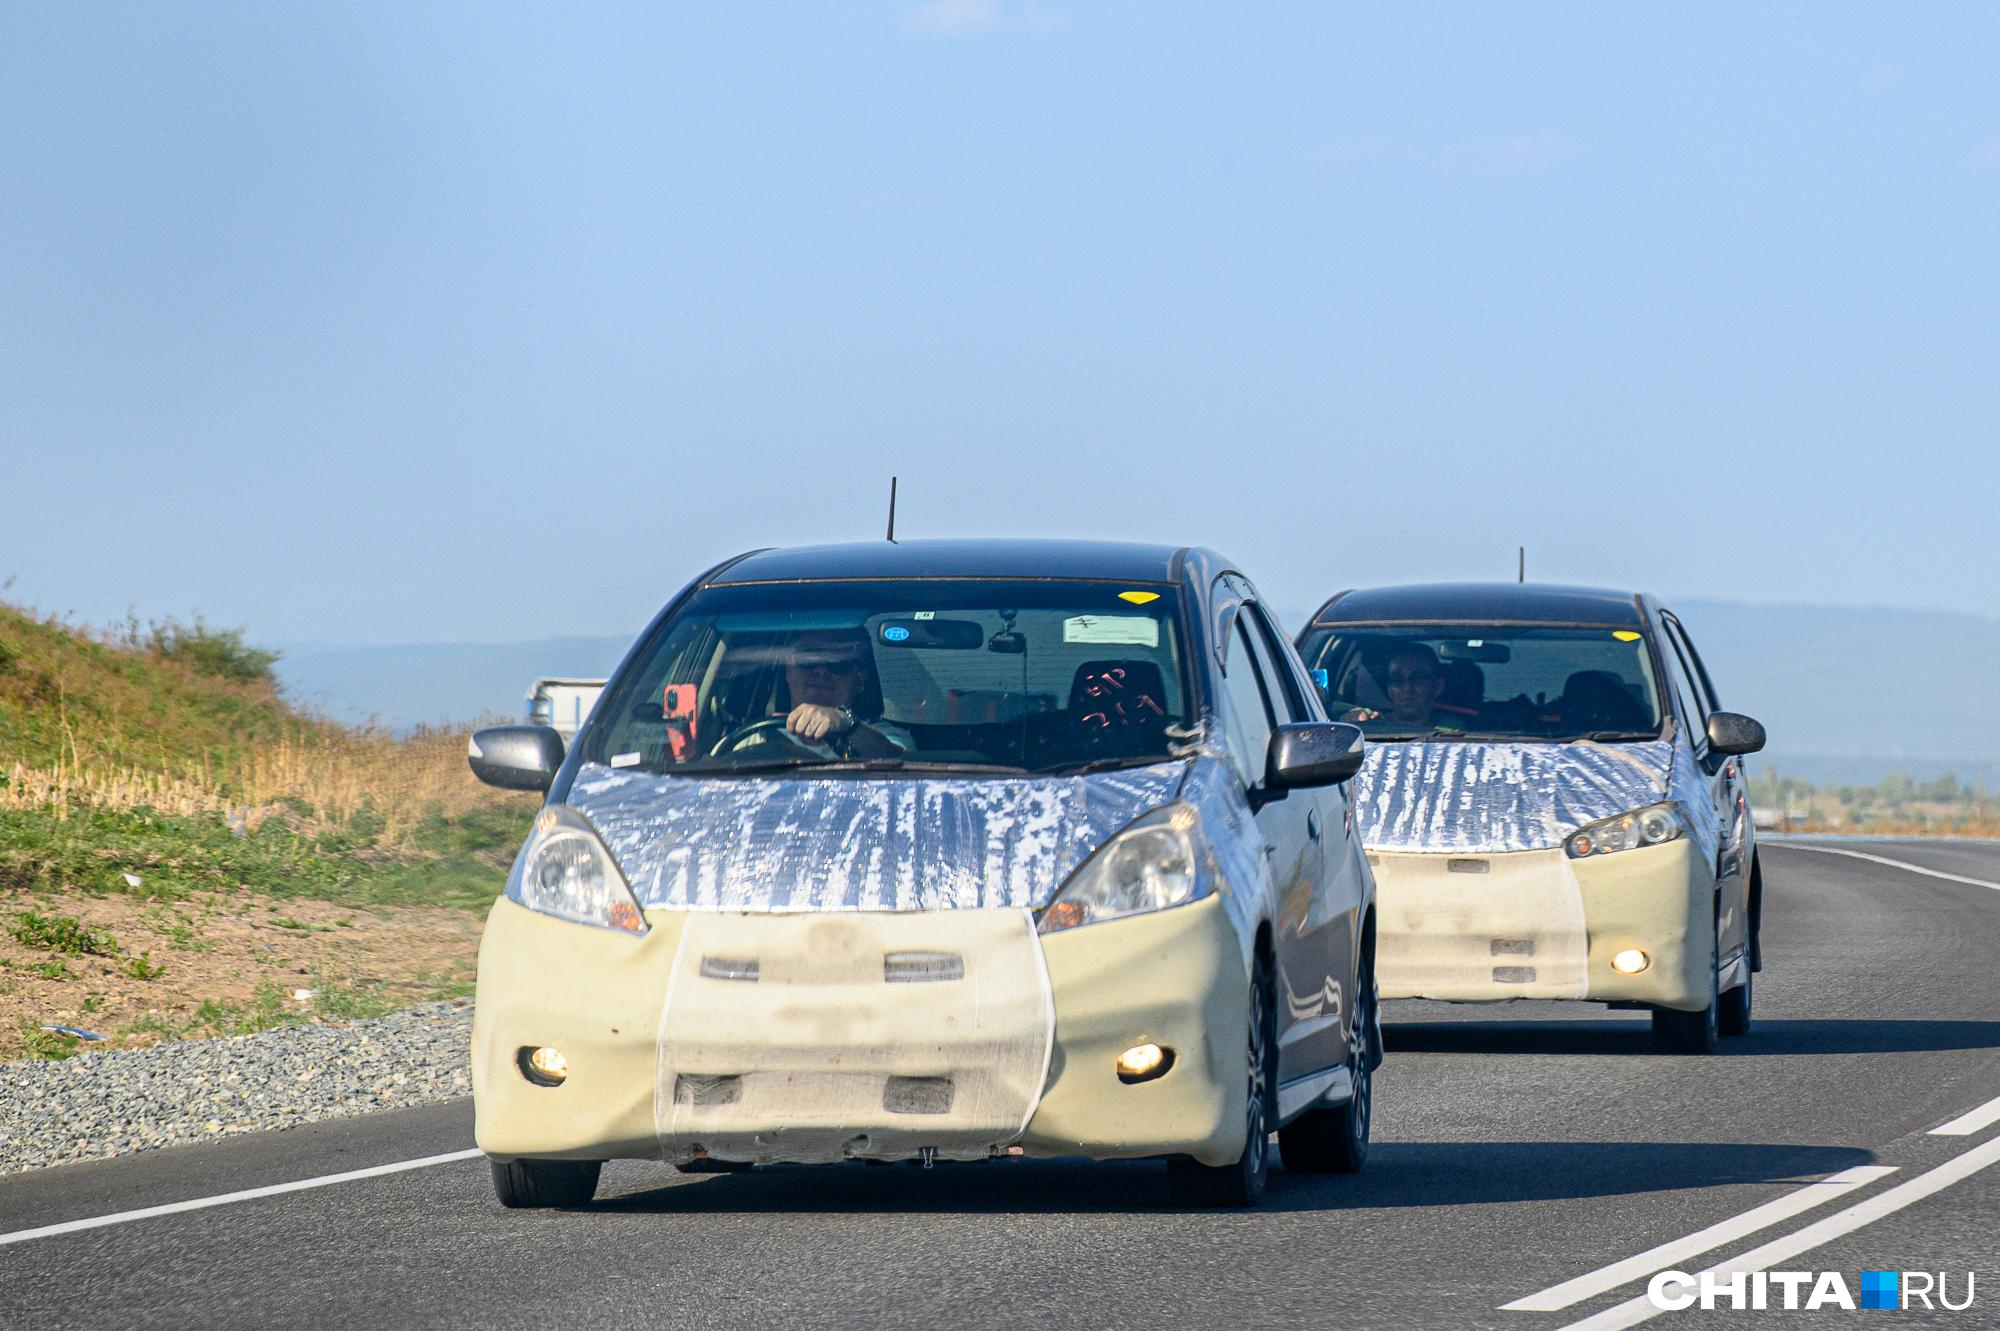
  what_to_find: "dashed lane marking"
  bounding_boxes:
[1500,1165,1897,1312]
[1932,1089,2000,1137]
[1548,1133,2000,1330]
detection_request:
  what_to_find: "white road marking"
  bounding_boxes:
[1932,1089,2000,1137]
[0,1148,484,1249]
[1500,1165,1897,1311]
[1771,842,2000,892]
[1550,1132,2000,1330]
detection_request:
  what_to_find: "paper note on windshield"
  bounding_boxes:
[1063,615,1160,647]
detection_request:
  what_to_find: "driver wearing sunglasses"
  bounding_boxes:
[779,630,912,756]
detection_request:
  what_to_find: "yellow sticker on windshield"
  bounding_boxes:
[1612,630,1642,642]
[1118,590,1161,605]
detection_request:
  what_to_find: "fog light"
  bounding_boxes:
[519,1046,569,1086]
[1115,1043,1174,1084]
[1611,949,1651,975]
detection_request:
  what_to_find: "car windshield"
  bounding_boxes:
[1294,623,1667,742]
[582,579,1193,776]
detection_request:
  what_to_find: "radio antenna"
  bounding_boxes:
[886,476,898,543]
[1517,545,1525,583]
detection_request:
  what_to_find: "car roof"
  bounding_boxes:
[705,539,1195,585]
[1307,582,1647,628]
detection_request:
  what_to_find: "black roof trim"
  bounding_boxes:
[1307,582,1648,628]
[703,538,1190,586]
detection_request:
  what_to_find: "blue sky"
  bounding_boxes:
[4,3,1996,644]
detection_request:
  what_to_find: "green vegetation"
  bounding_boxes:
[0,800,522,911]
[20,1027,84,1061]
[1,598,532,911]
[0,597,532,1059]
[142,615,282,684]
[10,910,119,957]
[124,952,167,981]
[155,972,466,1042]
[0,602,296,778]
[1751,769,2000,835]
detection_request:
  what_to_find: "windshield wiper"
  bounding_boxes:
[704,757,1031,777]
[1570,731,1659,744]
[1034,755,1185,777]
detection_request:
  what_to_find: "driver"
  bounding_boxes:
[1343,644,1470,734]
[775,630,912,758]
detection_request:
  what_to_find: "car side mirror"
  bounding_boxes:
[1266,721,1366,789]
[468,725,566,792]
[1705,711,1766,757]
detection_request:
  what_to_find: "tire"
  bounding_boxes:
[1167,951,1273,1207]
[1652,995,1719,1053]
[1279,939,1375,1175]
[491,1157,602,1209]
[1718,969,1752,1037]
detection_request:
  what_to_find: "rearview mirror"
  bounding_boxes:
[469,725,565,792]
[877,618,985,650]
[1705,711,1766,757]
[1266,721,1366,789]
[1438,640,1511,664]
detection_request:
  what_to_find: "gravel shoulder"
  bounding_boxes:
[0,999,472,1175]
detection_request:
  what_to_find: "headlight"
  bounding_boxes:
[1038,804,1212,934]
[1566,802,1687,859]
[506,806,648,935]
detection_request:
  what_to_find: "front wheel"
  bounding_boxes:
[1167,952,1273,1207]
[1652,995,1719,1053]
[491,1158,601,1209]
[1718,969,1752,1037]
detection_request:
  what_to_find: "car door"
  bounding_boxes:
[1242,600,1359,1082]
[1212,594,1337,1087]
[1660,612,1752,977]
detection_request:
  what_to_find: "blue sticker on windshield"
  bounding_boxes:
[1311,668,1329,691]
[882,625,910,642]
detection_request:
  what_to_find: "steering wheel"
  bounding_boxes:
[707,716,823,759]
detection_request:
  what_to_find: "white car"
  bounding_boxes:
[1296,582,1765,1053]
[468,540,1379,1207]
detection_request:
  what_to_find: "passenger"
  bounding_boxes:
[1344,644,1471,734]
[777,630,913,757]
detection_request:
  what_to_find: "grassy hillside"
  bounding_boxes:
[0,604,535,1060]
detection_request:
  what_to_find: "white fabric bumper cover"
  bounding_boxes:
[1372,849,1590,1000]
[653,909,1055,1164]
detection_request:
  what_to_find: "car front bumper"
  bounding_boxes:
[1368,839,1713,1011]
[471,891,1250,1167]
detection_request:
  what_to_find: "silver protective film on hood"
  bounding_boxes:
[565,760,1186,911]
[1349,740,1679,854]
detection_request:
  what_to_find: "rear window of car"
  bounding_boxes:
[1295,623,1666,742]
[582,579,1192,776]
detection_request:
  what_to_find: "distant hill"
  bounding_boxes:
[268,601,2000,789]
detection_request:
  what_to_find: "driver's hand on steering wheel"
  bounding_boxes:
[786,703,854,742]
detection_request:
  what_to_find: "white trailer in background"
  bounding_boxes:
[526,677,605,742]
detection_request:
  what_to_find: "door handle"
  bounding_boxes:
[1306,809,1322,841]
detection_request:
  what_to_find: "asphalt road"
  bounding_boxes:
[2,839,1996,1329]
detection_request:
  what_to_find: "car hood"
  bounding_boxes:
[1349,740,1676,853]
[564,759,1188,912]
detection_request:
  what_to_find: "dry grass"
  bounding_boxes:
[2,722,497,848]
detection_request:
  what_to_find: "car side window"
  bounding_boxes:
[1244,603,1311,723]
[1217,616,1277,787]
[1656,626,1708,742]
[1663,616,1721,716]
